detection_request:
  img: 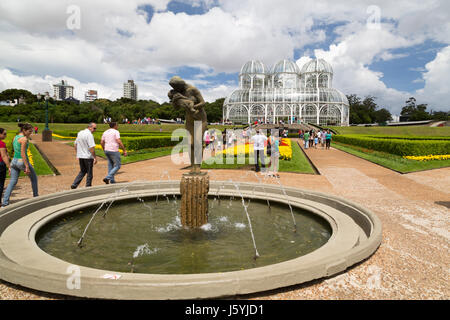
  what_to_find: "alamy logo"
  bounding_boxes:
[66,265,81,290]
[366,5,381,30]
[66,5,81,30]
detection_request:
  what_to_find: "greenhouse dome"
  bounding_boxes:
[224,58,349,126]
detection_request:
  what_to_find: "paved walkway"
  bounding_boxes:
[0,136,449,299]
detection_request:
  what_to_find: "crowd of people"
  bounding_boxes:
[0,122,333,207]
[0,122,129,207]
[298,129,333,150]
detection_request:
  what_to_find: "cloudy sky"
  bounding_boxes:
[0,0,449,115]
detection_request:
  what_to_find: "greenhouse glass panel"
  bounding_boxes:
[319,105,341,126]
[302,105,318,124]
[228,105,249,123]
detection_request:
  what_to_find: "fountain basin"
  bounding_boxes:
[0,181,382,299]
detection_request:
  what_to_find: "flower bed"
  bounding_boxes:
[219,138,293,160]
[403,154,450,161]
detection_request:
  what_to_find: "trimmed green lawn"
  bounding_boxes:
[28,143,55,175]
[201,141,315,174]
[0,122,242,134]
[330,125,450,137]
[332,141,450,173]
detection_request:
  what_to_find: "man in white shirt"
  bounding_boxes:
[71,122,97,189]
[251,129,268,173]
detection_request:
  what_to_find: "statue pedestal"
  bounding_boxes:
[180,172,209,228]
[42,129,53,142]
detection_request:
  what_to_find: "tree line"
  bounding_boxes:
[0,89,224,124]
[347,94,448,124]
[0,89,447,125]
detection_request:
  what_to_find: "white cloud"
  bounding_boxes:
[0,68,121,101]
[0,0,448,111]
[415,46,450,111]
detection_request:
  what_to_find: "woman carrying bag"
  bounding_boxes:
[1,123,38,207]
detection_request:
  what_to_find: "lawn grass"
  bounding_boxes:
[329,125,450,137]
[28,143,55,175]
[0,122,242,134]
[332,141,450,173]
[201,141,315,174]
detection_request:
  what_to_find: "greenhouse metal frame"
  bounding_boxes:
[223,59,349,126]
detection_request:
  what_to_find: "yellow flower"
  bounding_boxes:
[95,144,130,154]
[52,133,75,139]
[27,149,34,166]
[218,137,293,161]
[403,154,450,161]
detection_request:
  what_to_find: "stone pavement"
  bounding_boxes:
[0,135,448,299]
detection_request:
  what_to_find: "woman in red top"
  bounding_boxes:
[0,128,11,205]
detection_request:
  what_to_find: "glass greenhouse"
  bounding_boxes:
[223,58,349,126]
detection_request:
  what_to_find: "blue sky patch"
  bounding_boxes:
[166,0,218,15]
[369,40,446,92]
[137,4,155,23]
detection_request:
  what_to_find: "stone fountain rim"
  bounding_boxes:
[0,181,382,299]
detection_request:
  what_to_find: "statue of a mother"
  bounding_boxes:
[168,76,207,173]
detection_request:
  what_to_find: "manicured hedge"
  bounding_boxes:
[365,135,450,141]
[53,130,174,138]
[333,134,450,156]
[52,130,186,151]
[121,136,184,150]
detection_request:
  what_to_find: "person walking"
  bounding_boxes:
[2,123,38,207]
[101,122,127,184]
[0,128,11,205]
[70,123,98,189]
[251,129,267,173]
[268,133,280,178]
[325,129,333,150]
[204,130,210,149]
[303,130,310,149]
[320,129,326,149]
[314,132,319,148]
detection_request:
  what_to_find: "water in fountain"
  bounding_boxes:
[268,175,297,233]
[229,179,260,260]
[77,183,132,248]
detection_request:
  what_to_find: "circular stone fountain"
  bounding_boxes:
[0,180,381,299]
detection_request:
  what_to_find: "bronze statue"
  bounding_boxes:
[168,76,207,174]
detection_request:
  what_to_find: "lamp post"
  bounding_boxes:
[40,92,52,141]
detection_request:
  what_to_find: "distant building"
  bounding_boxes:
[123,80,138,100]
[64,96,80,105]
[53,80,74,100]
[85,90,98,102]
